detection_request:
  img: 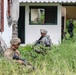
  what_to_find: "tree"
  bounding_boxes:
[7,0,19,38]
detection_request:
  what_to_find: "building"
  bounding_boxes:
[1,0,76,47]
[0,0,12,47]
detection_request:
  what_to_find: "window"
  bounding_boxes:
[29,6,57,25]
[0,0,4,32]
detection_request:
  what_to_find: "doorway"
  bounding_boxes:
[18,6,25,43]
[61,16,64,39]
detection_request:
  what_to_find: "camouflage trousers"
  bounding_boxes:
[33,44,51,56]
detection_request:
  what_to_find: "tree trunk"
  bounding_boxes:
[0,34,7,56]
[12,21,18,38]
[0,42,4,56]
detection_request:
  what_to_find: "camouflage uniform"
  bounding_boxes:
[34,29,52,47]
[34,29,52,55]
[68,19,74,38]
[4,38,35,71]
[4,48,14,60]
[4,38,21,60]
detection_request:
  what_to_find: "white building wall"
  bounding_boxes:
[1,0,12,47]
[0,1,62,47]
[1,2,61,46]
[20,3,61,45]
[31,9,38,22]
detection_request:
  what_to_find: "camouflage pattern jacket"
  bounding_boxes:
[34,35,52,47]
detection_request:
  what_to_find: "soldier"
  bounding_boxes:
[68,19,74,38]
[34,29,52,47]
[34,29,52,55]
[4,38,35,71]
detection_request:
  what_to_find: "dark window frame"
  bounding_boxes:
[0,0,4,32]
[8,0,10,16]
[29,6,57,25]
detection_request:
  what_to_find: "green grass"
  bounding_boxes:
[0,29,76,75]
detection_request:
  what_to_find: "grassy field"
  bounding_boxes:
[0,29,76,75]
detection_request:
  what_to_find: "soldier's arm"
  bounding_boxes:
[4,49,14,60]
[15,50,20,56]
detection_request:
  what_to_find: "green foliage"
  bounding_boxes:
[66,20,76,29]
[39,13,45,24]
[66,20,69,28]
[0,30,76,75]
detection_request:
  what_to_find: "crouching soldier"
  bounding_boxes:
[4,38,35,71]
[34,29,52,47]
[33,29,52,55]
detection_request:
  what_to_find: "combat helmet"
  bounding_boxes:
[10,38,21,45]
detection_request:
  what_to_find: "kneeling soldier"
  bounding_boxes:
[33,29,52,55]
[4,38,34,71]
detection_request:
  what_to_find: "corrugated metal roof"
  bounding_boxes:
[19,0,76,3]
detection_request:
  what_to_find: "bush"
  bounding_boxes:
[0,30,76,75]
